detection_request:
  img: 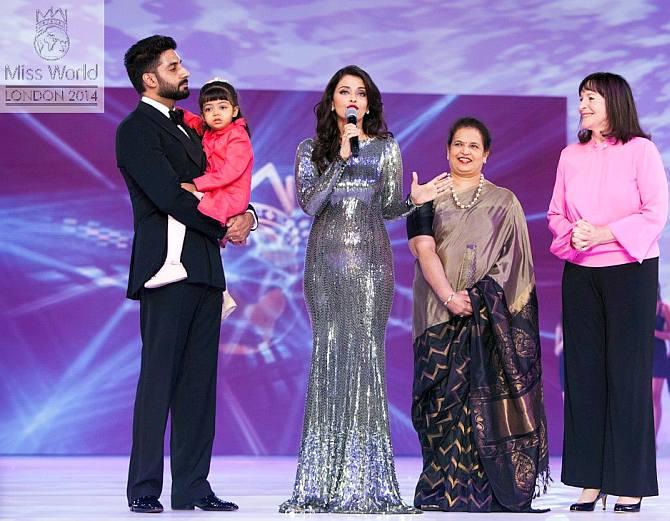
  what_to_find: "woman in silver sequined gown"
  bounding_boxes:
[279,66,448,514]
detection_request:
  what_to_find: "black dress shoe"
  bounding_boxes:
[129,495,164,513]
[570,491,607,511]
[173,493,239,511]
[613,499,641,513]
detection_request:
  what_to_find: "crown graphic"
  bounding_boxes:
[36,8,68,32]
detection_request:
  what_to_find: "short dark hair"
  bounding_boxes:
[199,80,250,136]
[578,72,650,144]
[124,35,177,94]
[447,117,492,152]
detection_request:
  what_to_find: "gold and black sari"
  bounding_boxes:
[407,181,549,512]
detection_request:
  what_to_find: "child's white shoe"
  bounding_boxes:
[221,290,238,320]
[144,262,188,289]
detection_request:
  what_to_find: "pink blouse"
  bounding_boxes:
[548,137,668,266]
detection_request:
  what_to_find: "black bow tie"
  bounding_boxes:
[169,108,185,127]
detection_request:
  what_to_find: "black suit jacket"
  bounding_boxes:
[116,101,226,299]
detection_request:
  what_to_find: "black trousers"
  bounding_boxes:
[561,259,658,497]
[127,282,223,507]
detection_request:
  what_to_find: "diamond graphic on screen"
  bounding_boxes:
[34,7,70,61]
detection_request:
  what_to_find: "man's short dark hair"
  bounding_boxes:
[124,35,176,94]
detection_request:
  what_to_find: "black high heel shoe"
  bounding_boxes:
[613,499,641,513]
[570,491,607,511]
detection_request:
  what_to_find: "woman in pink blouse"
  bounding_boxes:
[548,72,668,513]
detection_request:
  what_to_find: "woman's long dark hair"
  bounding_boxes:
[578,72,649,144]
[312,65,389,172]
[199,80,250,136]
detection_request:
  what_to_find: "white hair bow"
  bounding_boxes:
[203,76,229,86]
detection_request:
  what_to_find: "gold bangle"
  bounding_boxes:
[444,292,456,306]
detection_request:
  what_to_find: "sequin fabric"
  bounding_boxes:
[279,136,418,514]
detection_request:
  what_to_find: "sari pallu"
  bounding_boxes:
[412,276,549,512]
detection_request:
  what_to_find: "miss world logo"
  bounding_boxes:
[34,7,70,61]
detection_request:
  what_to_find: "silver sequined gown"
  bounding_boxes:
[279,136,418,514]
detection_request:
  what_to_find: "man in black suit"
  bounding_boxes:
[117,35,255,513]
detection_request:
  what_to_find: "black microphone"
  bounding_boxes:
[345,105,359,158]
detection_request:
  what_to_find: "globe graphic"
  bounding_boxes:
[34,27,70,60]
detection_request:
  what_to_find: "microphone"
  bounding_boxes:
[345,105,359,158]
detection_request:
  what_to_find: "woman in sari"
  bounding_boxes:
[407,117,549,512]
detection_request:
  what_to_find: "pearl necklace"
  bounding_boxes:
[449,173,484,209]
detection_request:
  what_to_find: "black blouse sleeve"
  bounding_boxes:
[406,202,435,239]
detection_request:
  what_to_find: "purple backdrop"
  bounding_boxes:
[0,87,565,455]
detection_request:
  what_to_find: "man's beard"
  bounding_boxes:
[156,74,189,100]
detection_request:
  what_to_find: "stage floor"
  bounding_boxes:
[1,456,668,520]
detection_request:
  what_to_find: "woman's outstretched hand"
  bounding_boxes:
[410,171,450,206]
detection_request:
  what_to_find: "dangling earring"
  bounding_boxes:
[331,104,335,112]
[366,110,370,115]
